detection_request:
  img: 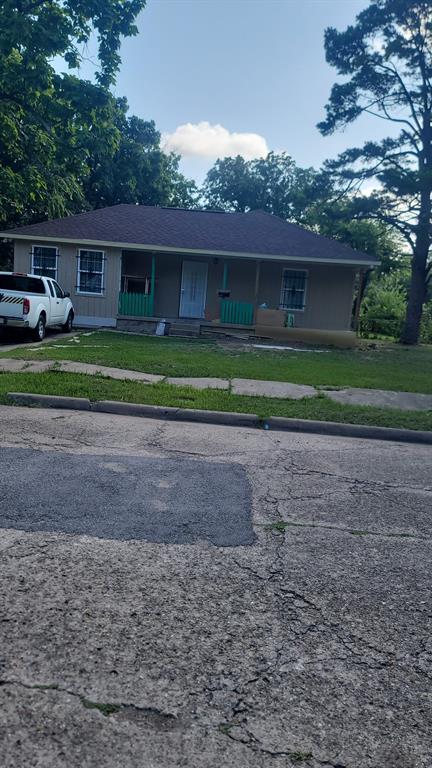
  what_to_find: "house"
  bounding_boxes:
[1,204,378,344]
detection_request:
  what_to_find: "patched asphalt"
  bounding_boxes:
[0,447,254,546]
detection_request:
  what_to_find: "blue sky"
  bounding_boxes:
[64,0,390,184]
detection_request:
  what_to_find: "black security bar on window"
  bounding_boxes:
[30,247,60,280]
[75,252,107,294]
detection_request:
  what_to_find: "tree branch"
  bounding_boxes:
[363,105,420,137]
[377,61,423,134]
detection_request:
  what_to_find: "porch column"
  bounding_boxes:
[218,262,229,323]
[253,260,261,323]
[222,261,229,290]
[150,253,156,316]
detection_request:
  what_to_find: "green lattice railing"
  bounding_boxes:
[220,299,254,326]
[118,292,154,317]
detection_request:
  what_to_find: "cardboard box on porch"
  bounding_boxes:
[256,308,286,327]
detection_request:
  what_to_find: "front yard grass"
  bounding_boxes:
[0,371,431,431]
[2,330,432,394]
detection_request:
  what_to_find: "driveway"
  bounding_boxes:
[0,406,431,768]
[0,328,74,352]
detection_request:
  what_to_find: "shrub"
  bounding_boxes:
[420,303,432,344]
[360,272,407,339]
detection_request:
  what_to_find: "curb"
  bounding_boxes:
[91,399,261,428]
[266,416,432,444]
[6,392,432,444]
[8,392,92,411]
[6,393,260,429]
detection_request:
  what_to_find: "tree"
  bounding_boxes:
[0,0,146,228]
[305,199,402,272]
[202,155,255,213]
[84,100,198,209]
[0,0,146,88]
[202,152,330,223]
[319,0,432,344]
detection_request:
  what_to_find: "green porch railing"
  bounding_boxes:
[220,299,254,326]
[118,292,154,317]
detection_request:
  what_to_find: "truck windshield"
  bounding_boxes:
[0,275,46,294]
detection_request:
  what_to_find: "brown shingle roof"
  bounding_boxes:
[1,205,378,265]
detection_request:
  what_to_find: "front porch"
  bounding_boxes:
[118,249,258,331]
[116,249,358,347]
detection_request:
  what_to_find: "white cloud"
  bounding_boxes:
[162,121,269,161]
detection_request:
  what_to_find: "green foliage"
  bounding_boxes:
[360,272,407,338]
[306,199,402,268]
[0,0,195,231]
[202,152,330,223]
[84,102,198,209]
[319,0,432,344]
[360,267,432,342]
[0,0,146,88]
[420,303,432,344]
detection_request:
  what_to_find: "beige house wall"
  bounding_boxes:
[257,260,356,331]
[13,240,358,332]
[14,240,122,326]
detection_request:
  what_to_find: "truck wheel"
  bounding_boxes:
[33,314,46,341]
[62,311,73,333]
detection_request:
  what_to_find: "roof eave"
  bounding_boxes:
[0,232,379,267]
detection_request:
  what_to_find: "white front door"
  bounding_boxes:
[179,261,208,318]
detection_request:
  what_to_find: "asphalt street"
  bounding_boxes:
[0,405,431,768]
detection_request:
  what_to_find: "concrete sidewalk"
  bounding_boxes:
[1,356,432,411]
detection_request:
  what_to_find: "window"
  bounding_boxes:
[77,250,105,294]
[279,269,307,311]
[32,246,58,280]
[52,281,64,298]
[0,274,46,294]
[47,280,55,297]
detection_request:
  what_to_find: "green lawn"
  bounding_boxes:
[2,330,432,393]
[0,370,431,431]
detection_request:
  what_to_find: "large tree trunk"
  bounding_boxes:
[401,249,428,344]
[352,268,371,333]
[401,114,431,345]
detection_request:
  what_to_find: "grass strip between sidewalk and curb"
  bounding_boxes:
[0,370,431,433]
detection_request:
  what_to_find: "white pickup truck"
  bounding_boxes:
[0,272,74,341]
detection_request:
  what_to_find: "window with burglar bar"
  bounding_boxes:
[279,269,307,311]
[77,249,105,294]
[31,245,58,280]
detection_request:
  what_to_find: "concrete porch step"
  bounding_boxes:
[168,324,201,338]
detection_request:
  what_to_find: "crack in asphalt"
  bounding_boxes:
[284,459,432,495]
[0,679,177,722]
[218,722,347,767]
[230,534,430,680]
[259,520,427,541]
[0,676,358,765]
